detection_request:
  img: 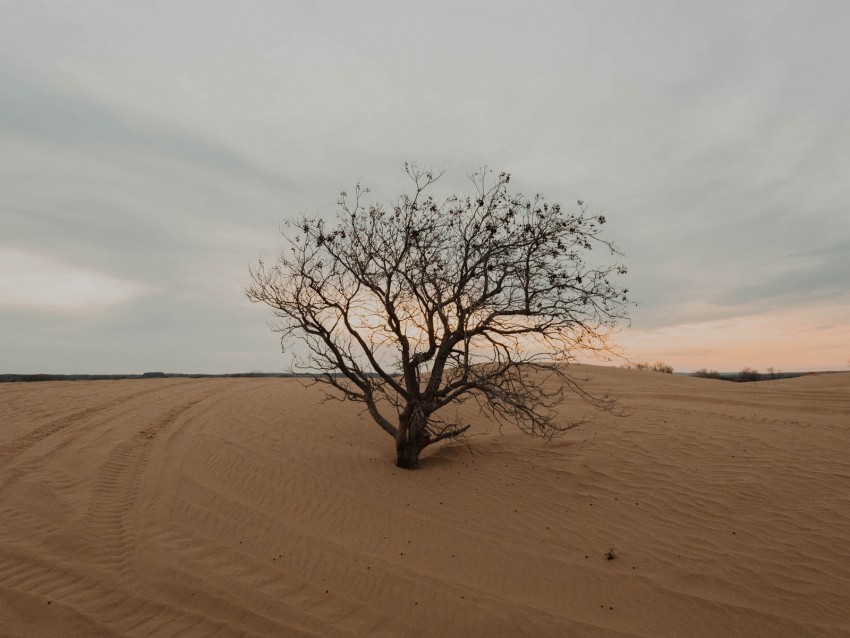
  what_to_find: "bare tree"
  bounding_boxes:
[247,165,630,469]
[738,367,760,382]
[692,368,724,380]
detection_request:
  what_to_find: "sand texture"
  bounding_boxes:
[1,366,849,637]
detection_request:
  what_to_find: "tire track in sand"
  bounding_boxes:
[0,380,325,637]
[0,549,295,637]
[79,394,212,574]
[0,383,180,465]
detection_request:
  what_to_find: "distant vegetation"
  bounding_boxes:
[623,361,674,373]
[690,367,816,382]
[692,368,724,380]
[738,367,760,382]
[0,372,306,383]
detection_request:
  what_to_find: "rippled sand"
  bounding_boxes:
[1,367,848,637]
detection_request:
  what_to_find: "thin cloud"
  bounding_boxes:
[0,248,155,312]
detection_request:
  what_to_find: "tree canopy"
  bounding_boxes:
[247,165,630,468]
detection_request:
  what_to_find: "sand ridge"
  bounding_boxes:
[1,367,849,636]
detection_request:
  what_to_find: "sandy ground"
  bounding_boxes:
[1,366,848,637]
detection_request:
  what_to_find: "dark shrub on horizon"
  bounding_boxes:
[623,361,674,373]
[737,367,760,382]
[692,368,724,380]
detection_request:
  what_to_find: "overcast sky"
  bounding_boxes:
[2,0,848,374]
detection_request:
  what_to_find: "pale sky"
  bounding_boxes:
[2,0,848,374]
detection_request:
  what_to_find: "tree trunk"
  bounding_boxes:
[395,437,422,470]
[395,410,426,470]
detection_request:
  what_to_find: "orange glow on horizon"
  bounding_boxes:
[617,303,850,372]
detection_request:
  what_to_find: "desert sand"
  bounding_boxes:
[1,366,848,637]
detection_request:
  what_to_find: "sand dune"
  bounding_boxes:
[1,367,849,637]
